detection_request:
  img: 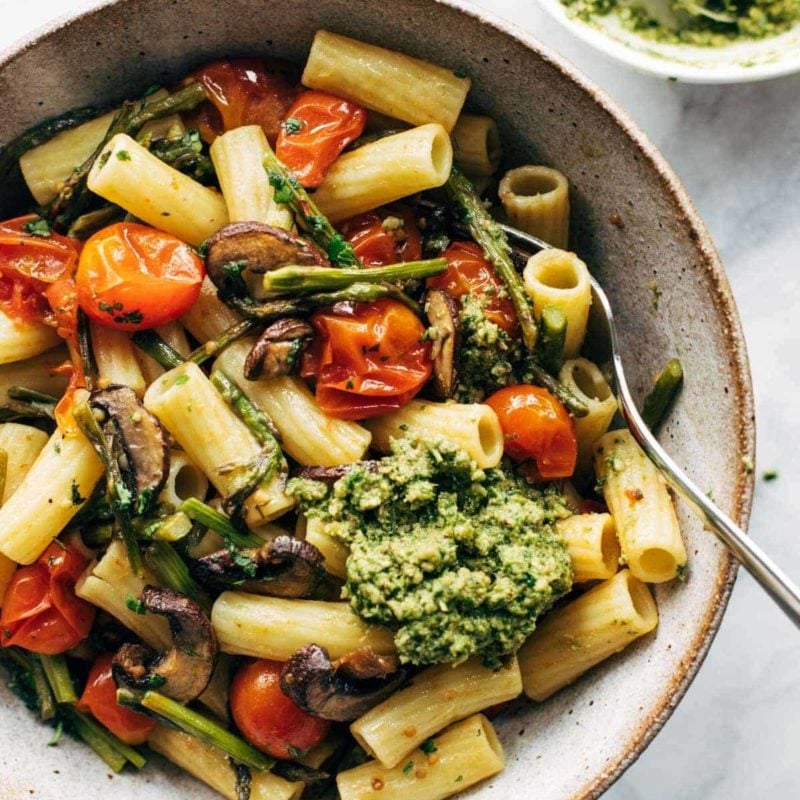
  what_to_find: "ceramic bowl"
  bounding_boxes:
[0,1,755,798]
[537,0,800,83]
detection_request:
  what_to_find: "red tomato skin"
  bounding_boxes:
[340,207,422,267]
[76,222,205,331]
[230,659,329,760]
[427,241,518,335]
[76,653,157,745]
[486,385,578,479]
[302,298,431,420]
[276,91,366,188]
[1,543,95,655]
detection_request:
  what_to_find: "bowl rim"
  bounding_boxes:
[535,0,800,83]
[0,1,756,797]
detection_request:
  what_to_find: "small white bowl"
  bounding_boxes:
[537,0,800,82]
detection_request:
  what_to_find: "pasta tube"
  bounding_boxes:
[214,341,371,466]
[0,555,14,608]
[556,513,620,582]
[90,322,146,396]
[0,309,61,364]
[210,125,293,228]
[364,400,504,469]
[594,429,687,582]
[338,714,505,800]
[0,427,103,564]
[144,363,293,529]
[0,348,69,404]
[499,165,570,249]
[87,133,228,246]
[148,727,302,800]
[559,358,618,471]
[303,517,349,579]
[158,449,209,511]
[181,276,243,342]
[523,249,591,357]
[519,569,658,701]
[314,125,453,222]
[212,593,396,661]
[351,657,521,769]
[451,114,501,177]
[302,30,470,132]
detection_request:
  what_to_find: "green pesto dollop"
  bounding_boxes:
[564,0,799,45]
[288,437,573,667]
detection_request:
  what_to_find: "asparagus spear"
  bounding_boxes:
[641,358,684,431]
[145,540,209,612]
[180,498,263,550]
[187,318,260,366]
[262,149,360,267]
[210,370,282,447]
[525,361,589,417]
[537,305,567,376]
[131,330,186,369]
[39,655,77,704]
[147,128,215,183]
[61,706,146,771]
[444,166,538,349]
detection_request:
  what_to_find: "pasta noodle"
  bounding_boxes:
[211,592,396,661]
[158,449,209,511]
[365,400,504,469]
[87,133,229,246]
[180,276,243,343]
[519,569,658,701]
[451,114,502,176]
[302,30,470,132]
[523,248,592,357]
[303,517,349,579]
[351,657,521,768]
[498,165,570,249]
[338,714,505,800]
[133,321,191,385]
[594,429,687,582]
[314,124,453,222]
[90,323,146,396]
[556,512,620,582]
[0,309,61,364]
[0,348,69,404]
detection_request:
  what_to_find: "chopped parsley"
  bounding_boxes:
[97,151,111,170]
[97,301,144,326]
[402,762,414,774]
[126,594,147,615]
[47,720,64,747]
[420,740,438,755]
[70,480,85,506]
[174,374,190,386]
[268,169,299,204]
[23,217,51,237]
[763,470,779,482]
[281,117,304,135]
[116,150,132,161]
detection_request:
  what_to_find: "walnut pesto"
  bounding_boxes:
[288,437,573,666]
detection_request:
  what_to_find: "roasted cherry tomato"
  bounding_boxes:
[231,659,329,760]
[76,653,157,745]
[1,542,95,655]
[186,58,301,145]
[76,222,205,330]
[275,90,366,188]
[340,206,422,267]
[301,298,431,420]
[486,385,577,479]
[0,215,80,324]
[427,241,518,335]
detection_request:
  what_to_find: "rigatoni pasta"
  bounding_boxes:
[0,309,61,364]
[451,114,502,177]
[556,512,620,582]
[91,323,146,396]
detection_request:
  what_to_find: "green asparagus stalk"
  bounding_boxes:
[444,166,538,349]
[187,318,260,365]
[179,498,263,550]
[131,330,186,369]
[117,689,274,771]
[76,308,98,390]
[147,128,215,183]
[262,258,447,296]
[537,305,567,375]
[61,706,146,771]
[641,358,683,431]
[145,541,209,611]
[66,205,126,239]
[30,655,57,721]
[39,654,77,704]
[141,511,194,542]
[526,361,589,417]
[209,370,281,447]
[262,149,360,267]
[7,386,59,405]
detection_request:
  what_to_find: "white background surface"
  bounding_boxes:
[1,0,799,797]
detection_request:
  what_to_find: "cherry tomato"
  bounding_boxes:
[340,206,422,267]
[1,542,95,655]
[76,653,157,745]
[427,241,518,335]
[486,385,577,479]
[230,659,329,760]
[275,91,366,188]
[76,222,205,331]
[0,215,81,325]
[186,58,301,145]
[301,298,431,420]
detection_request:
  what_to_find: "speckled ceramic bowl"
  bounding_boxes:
[0,2,754,798]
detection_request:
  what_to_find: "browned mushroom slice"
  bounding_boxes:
[191,535,325,598]
[89,385,169,515]
[424,289,460,399]
[112,585,217,703]
[244,317,313,380]
[280,644,408,722]
[294,462,380,484]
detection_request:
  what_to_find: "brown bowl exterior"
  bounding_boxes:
[0,2,754,798]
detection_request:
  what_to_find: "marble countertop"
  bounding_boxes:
[1,0,798,796]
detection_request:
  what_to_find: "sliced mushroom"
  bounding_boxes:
[280,644,407,722]
[424,289,460,399]
[89,385,169,515]
[191,535,325,598]
[112,585,217,703]
[294,462,380,484]
[244,318,313,380]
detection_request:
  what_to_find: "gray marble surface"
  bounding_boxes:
[1,0,799,796]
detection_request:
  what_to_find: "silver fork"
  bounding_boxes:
[500,222,800,627]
